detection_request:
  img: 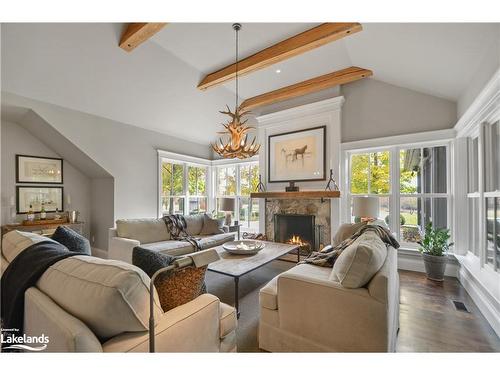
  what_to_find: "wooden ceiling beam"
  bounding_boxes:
[240,66,372,111]
[119,23,167,52]
[197,23,362,90]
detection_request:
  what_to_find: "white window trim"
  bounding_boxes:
[157,150,260,227]
[342,133,453,251]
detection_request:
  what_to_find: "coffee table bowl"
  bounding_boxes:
[222,240,265,255]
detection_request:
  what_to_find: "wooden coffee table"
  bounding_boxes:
[207,241,300,318]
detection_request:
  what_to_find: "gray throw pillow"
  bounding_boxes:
[51,226,91,255]
[200,214,225,235]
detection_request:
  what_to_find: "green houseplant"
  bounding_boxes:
[418,222,454,281]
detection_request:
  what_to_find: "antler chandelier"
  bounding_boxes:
[212,23,260,159]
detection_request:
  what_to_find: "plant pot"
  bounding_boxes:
[422,253,447,281]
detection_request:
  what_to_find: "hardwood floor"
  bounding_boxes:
[397,270,500,352]
[206,263,500,352]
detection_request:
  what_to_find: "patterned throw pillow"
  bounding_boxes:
[51,225,91,255]
[132,246,207,312]
[200,213,225,235]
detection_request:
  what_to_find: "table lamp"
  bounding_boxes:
[219,197,235,226]
[148,248,220,352]
[352,196,379,223]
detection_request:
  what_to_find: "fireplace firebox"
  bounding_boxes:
[274,214,315,255]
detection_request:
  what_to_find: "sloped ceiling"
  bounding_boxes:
[153,23,499,101]
[1,23,498,145]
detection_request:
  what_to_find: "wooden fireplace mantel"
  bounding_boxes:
[250,191,340,199]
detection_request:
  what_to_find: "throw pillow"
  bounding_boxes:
[200,213,225,235]
[52,226,91,255]
[132,246,207,312]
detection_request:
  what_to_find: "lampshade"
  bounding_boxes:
[352,196,379,219]
[219,197,235,211]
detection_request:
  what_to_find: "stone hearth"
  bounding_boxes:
[265,198,331,250]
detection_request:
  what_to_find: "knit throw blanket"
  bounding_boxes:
[163,214,201,251]
[300,224,400,268]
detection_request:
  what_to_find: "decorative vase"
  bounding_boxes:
[422,253,447,281]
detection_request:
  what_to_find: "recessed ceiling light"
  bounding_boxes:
[275,69,281,74]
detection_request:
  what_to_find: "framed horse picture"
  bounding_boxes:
[268,126,326,183]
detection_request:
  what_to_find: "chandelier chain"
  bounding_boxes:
[235,24,239,111]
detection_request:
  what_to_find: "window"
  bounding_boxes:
[216,162,259,231]
[467,137,481,257]
[483,122,500,271]
[161,161,185,215]
[349,151,391,224]
[160,158,208,216]
[187,165,207,215]
[399,146,448,244]
[347,144,450,248]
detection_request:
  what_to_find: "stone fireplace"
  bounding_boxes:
[265,198,331,253]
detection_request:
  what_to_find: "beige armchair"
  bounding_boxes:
[259,237,399,352]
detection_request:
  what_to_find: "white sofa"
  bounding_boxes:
[259,230,399,352]
[108,215,235,264]
[1,230,237,352]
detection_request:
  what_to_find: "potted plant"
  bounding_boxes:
[418,222,454,281]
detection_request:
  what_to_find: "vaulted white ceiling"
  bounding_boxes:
[1,23,498,145]
[152,23,499,101]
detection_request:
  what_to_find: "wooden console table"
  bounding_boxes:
[1,221,85,237]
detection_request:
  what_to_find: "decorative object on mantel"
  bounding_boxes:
[325,169,339,191]
[211,23,260,160]
[16,154,63,184]
[256,174,266,192]
[418,221,454,282]
[250,191,340,199]
[268,126,326,182]
[285,181,299,192]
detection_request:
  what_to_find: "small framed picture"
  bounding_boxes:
[268,126,326,183]
[16,186,64,214]
[16,155,63,184]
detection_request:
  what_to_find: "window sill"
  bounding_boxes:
[397,247,458,263]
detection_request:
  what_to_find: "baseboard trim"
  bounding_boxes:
[458,265,500,338]
[91,247,107,259]
[397,250,459,277]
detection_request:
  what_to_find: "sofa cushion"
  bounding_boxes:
[332,231,388,288]
[2,230,59,263]
[200,214,225,235]
[52,226,91,255]
[332,222,366,246]
[116,218,170,244]
[132,246,206,312]
[36,255,163,341]
[184,214,205,236]
[198,232,235,249]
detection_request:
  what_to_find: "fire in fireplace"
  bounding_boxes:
[274,214,315,255]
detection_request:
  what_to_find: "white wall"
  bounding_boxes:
[341,79,457,142]
[90,177,114,252]
[1,120,91,236]
[2,92,212,230]
[256,97,344,239]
